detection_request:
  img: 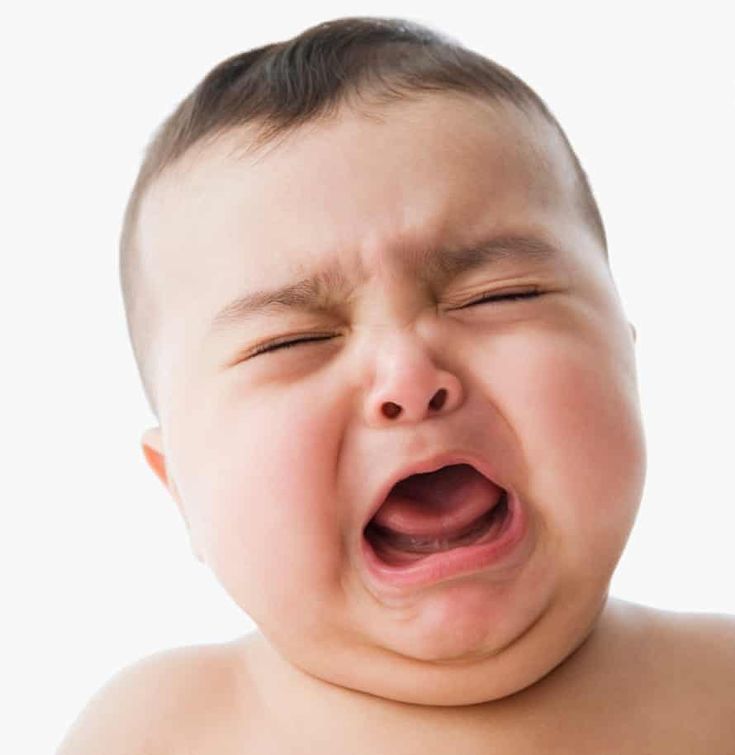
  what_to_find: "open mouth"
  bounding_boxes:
[363,463,514,568]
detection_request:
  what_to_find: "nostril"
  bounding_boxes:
[381,388,447,419]
[428,388,447,411]
[382,401,402,418]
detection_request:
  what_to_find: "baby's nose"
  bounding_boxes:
[362,333,463,426]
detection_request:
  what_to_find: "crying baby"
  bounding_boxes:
[58,16,735,755]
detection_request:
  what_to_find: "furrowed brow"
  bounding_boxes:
[413,233,560,283]
[208,233,560,335]
[209,268,354,334]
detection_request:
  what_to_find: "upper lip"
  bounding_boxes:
[362,450,506,532]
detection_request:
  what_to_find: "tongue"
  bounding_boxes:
[371,464,503,540]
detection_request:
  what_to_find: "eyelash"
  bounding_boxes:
[249,289,543,357]
[464,288,542,307]
[250,334,336,357]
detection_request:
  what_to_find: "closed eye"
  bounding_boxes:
[249,334,336,357]
[463,288,543,308]
[248,290,543,358]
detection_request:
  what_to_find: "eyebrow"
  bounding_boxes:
[208,233,560,335]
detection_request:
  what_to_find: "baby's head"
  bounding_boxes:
[120,17,646,706]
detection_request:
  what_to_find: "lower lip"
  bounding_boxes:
[360,489,529,591]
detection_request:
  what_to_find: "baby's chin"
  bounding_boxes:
[264,583,608,707]
[373,600,605,705]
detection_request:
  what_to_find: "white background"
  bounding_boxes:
[2,1,733,752]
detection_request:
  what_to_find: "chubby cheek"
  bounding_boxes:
[495,327,645,573]
[173,384,346,623]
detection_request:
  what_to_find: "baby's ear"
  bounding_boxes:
[141,428,203,563]
[141,427,169,489]
[629,321,637,343]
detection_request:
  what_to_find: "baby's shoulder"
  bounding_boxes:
[610,600,735,748]
[56,639,251,755]
[630,601,735,678]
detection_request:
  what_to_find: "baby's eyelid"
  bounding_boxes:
[244,287,545,359]
[459,286,544,307]
[249,333,336,358]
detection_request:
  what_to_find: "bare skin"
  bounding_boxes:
[57,93,735,752]
[239,597,735,754]
[58,598,735,754]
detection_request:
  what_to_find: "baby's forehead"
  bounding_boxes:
[138,94,595,353]
[155,94,559,188]
[142,95,574,252]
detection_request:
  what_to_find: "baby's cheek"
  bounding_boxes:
[496,334,645,559]
[180,391,346,614]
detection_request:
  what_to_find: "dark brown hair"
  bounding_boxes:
[120,16,607,417]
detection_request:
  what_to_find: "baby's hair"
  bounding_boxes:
[120,16,607,418]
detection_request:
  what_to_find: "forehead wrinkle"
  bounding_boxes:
[210,263,359,333]
[207,232,561,337]
[407,233,562,287]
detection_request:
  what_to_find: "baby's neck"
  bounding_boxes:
[238,601,628,754]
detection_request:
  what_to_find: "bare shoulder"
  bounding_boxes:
[608,598,735,749]
[56,638,254,755]
[615,598,735,671]
[650,602,735,692]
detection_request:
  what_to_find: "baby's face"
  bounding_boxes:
[139,93,646,705]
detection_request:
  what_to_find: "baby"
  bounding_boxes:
[58,16,735,754]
